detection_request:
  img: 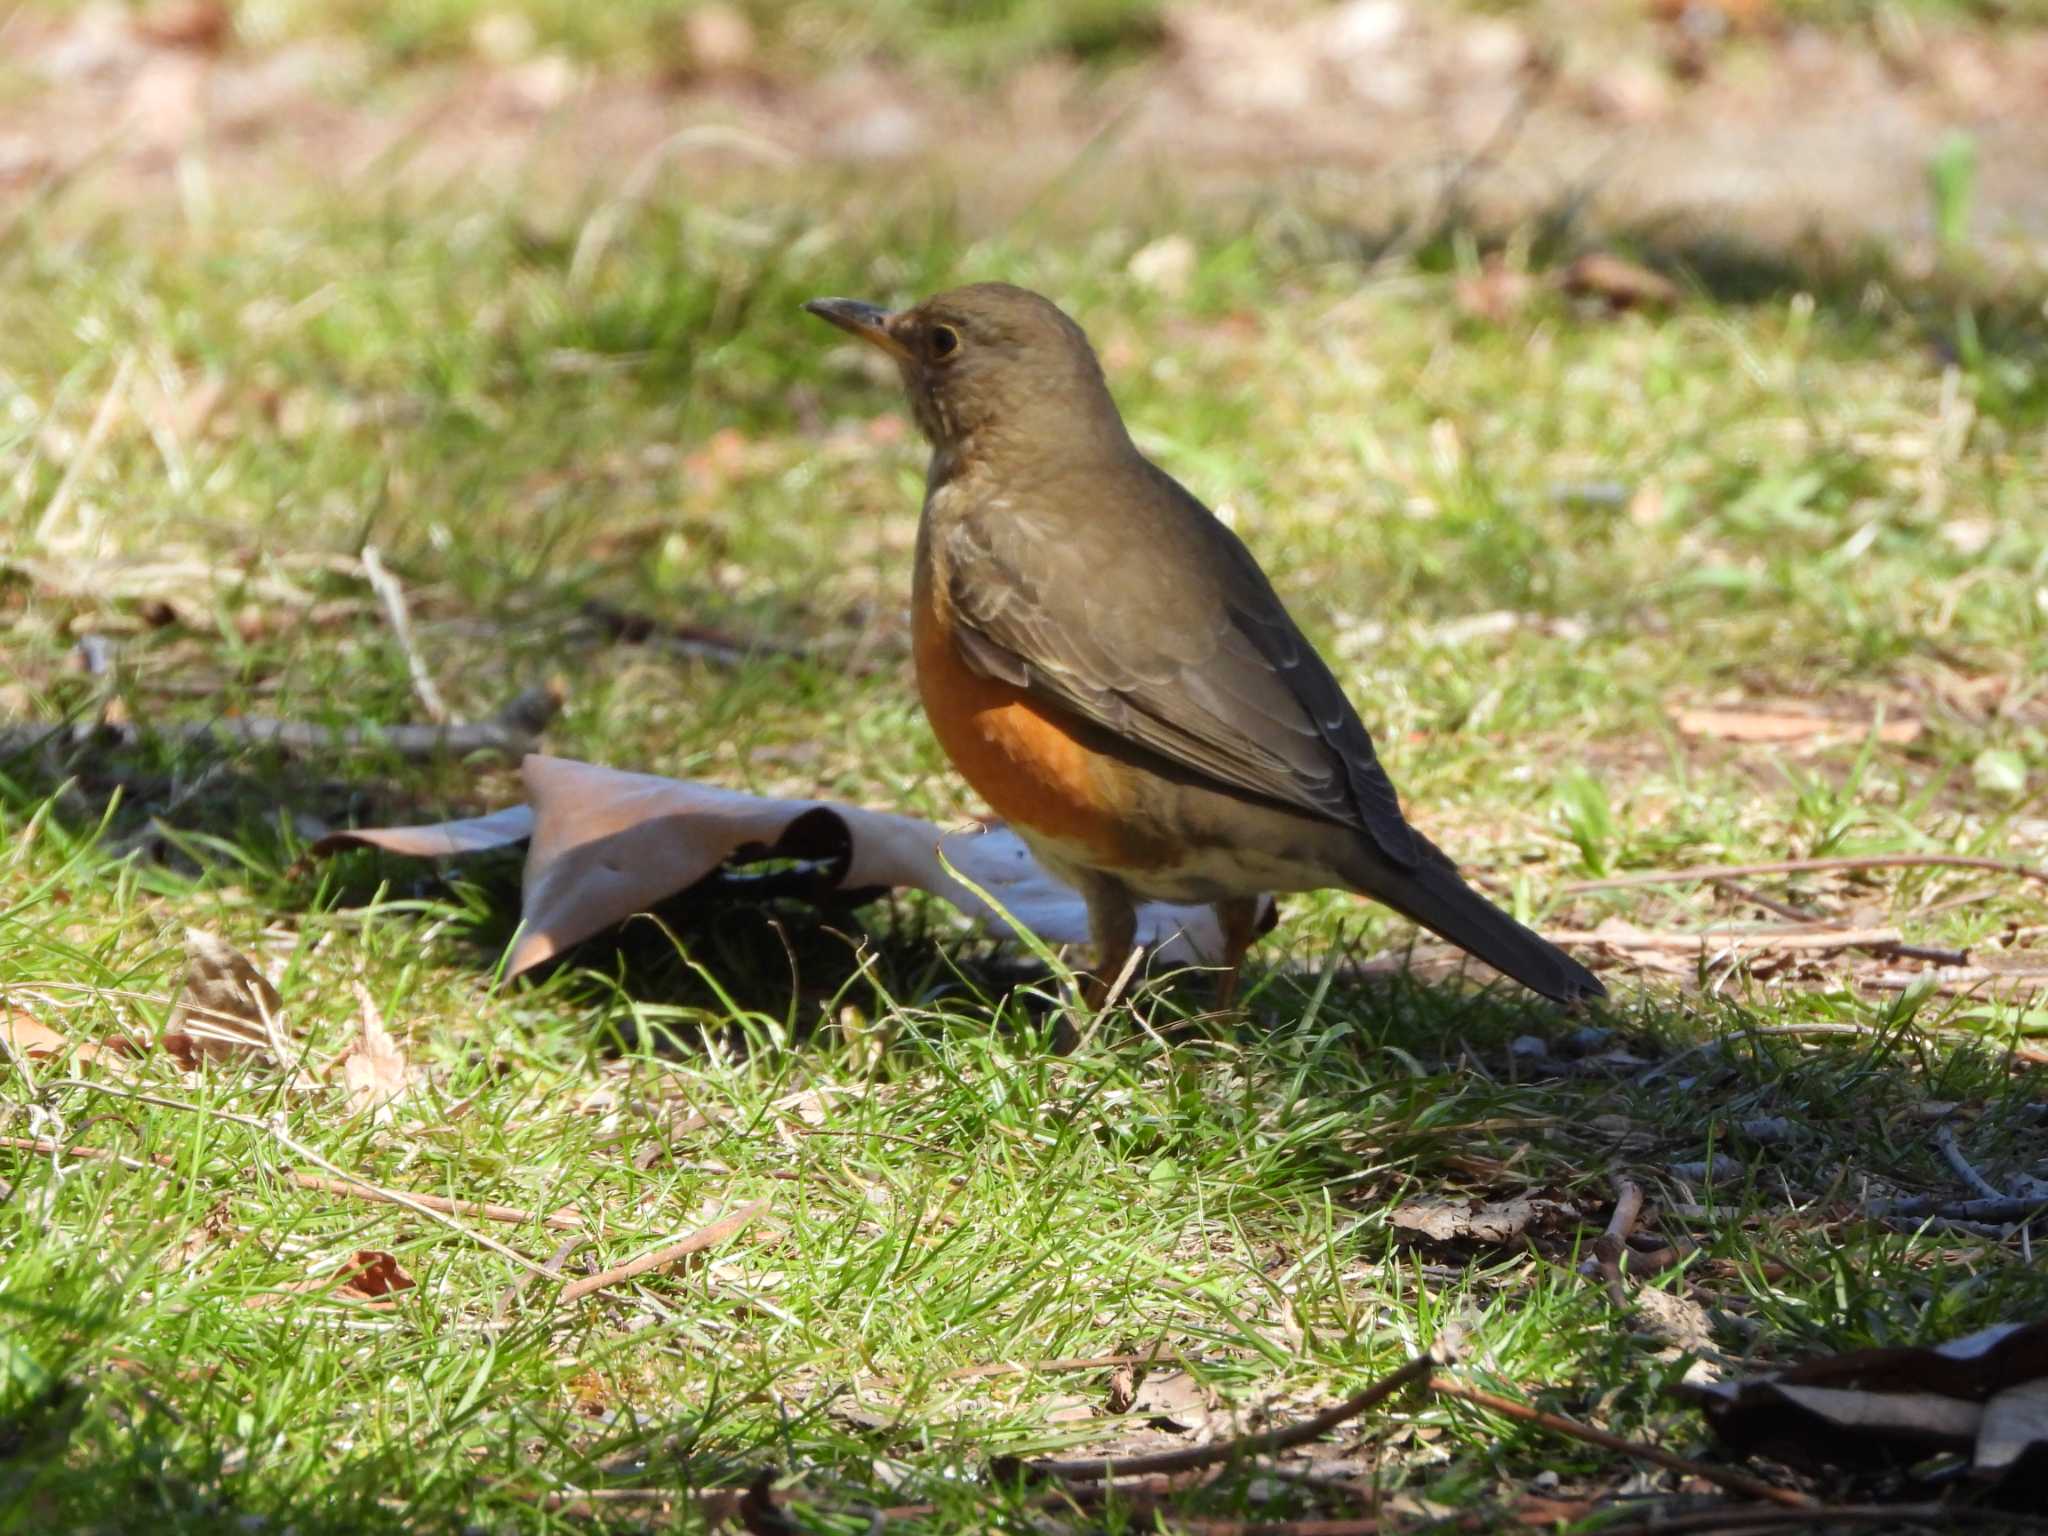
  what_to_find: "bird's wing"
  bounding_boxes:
[939,466,1419,869]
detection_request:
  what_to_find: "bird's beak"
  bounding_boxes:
[803,297,912,364]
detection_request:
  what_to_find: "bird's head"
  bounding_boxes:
[804,282,1126,465]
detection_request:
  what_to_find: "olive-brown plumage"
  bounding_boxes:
[805,282,1603,1006]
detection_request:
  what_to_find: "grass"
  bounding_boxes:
[5,33,2048,1533]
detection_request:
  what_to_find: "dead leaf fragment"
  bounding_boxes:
[164,928,284,1065]
[1129,1370,1214,1432]
[1562,252,1680,310]
[4,1007,77,1061]
[1685,1318,2048,1486]
[249,1249,416,1310]
[1390,1194,1583,1247]
[339,984,411,1120]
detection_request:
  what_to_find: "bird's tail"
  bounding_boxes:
[1351,834,1604,1005]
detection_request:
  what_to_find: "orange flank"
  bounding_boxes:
[912,591,1166,871]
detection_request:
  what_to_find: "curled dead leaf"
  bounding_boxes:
[313,755,1262,976]
[1683,1318,2048,1487]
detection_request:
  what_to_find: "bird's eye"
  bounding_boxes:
[929,324,961,360]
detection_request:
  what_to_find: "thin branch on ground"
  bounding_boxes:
[361,544,451,725]
[558,1200,769,1303]
[1562,853,2048,893]
[1865,1191,2048,1224]
[1934,1123,2006,1201]
[1024,1349,1438,1482]
[1578,1179,1644,1301]
[1425,1377,1816,1509]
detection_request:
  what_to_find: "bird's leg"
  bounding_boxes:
[1077,875,1139,1011]
[1212,895,1264,1012]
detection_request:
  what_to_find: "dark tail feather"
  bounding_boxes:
[1356,837,1604,1005]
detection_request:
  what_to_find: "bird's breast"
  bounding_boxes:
[911,521,1169,873]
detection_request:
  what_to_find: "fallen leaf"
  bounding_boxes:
[1683,1318,2048,1486]
[1977,1377,2048,1480]
[1390,1194,1584,1247]
[164,928,284,1066]
[1674,706,1921,745]
[339,984,410,1120]
[314,755,1263,976]
[1129,1369,1213,1432]
[249,1249,416,1310]
[1562,252,1680,310]
[4,1007,79,1061]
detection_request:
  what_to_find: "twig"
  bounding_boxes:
[1934,1124,2005,1201]
[35,353,134,544]
[1025,1349,1437,1482]
[1578,1179,1644,1300]
[1426,1377,1815,1509]
[0,684,563,762]
[1865,1192,2048,1224]
[1563,854,2048,894]
[360,545,450,725]
[2,1132,585,1232]
[558,1200,768,1303]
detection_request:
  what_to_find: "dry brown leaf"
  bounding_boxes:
[1674,706,1921,746]
[314,755,1256,976]
[1562,252,1680,310]
[1129,1370,1214,1432]
[1391,1194,1584,1247]
[339,984,411,1120]
[249,1249,416,1310]
[164,927,284,1066]
[4,1006,80,1061]
[1685,1318,2048,1486]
